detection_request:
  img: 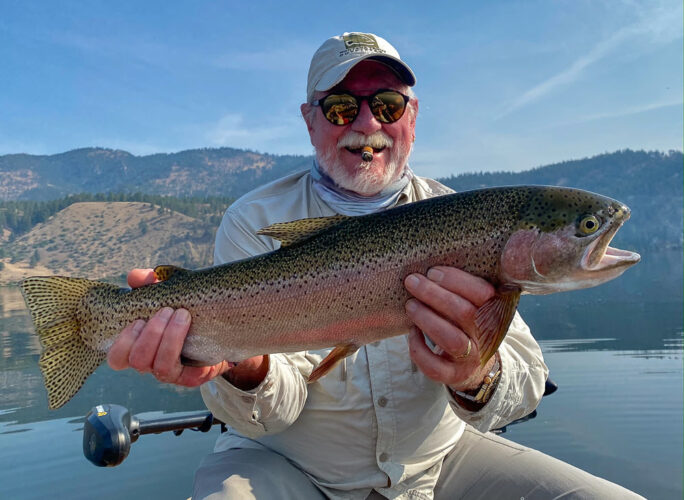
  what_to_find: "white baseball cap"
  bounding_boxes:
[306,32,416,103]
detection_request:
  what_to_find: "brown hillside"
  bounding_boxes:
[1,202,218,285]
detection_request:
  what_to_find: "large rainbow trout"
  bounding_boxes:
[21,186,640,409]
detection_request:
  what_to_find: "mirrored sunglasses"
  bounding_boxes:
[312,89,409,126]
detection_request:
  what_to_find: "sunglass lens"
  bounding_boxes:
[371,91,407,123]
[322,94,359,125]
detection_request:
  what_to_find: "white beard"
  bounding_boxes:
[316,131,411,195]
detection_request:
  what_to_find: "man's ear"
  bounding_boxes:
[301,103,315,135]
[409,98,418,142]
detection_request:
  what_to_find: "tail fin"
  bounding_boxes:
[20,276,110,409]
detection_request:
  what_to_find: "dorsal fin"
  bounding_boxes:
[257,215,350,246]
[154,265,191,282]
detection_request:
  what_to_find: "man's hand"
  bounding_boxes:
[107,268,267,389]
[404,266,497,392]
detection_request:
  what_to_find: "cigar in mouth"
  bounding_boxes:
[361,146,374,162]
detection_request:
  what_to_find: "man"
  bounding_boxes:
[108,33,643,499]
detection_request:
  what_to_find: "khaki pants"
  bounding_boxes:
[193,426,644,500]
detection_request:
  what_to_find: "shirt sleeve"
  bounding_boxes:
[447,312,549,432]
[200,353,310,438]
[200,207,312,437]
[213,206,276,263]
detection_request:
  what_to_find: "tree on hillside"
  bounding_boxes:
[30,249,40,267]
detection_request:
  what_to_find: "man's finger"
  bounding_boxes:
[128,307,173,372]
[176,363,229,387]
[405,298,475,358]
[108,319,145,370]
[127,268,158,289]
[152,309,192,381]
[426,267,495,307]
[407,327,460,382]
[404,274,478,333]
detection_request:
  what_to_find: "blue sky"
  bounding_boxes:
[0,0,681,178]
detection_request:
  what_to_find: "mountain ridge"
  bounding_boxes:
[0,147,311,200]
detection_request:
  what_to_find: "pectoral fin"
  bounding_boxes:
[257,215,350,247]
[474,284,521,366]
[308,343,360,383]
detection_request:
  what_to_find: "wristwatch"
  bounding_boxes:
[451,354,501,408]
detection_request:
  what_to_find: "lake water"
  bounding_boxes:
[0,250,681,499]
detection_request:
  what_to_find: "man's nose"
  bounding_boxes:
[351,100,382,135]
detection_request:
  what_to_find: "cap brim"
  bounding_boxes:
[314,54,416,93]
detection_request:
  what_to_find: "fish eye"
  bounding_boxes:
[578,215,600,235]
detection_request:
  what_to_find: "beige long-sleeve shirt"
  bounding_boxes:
[200,169,548,500]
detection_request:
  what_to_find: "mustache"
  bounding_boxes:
[337,131,394,150]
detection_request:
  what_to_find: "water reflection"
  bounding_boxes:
[0,412,217,500]
[508,345,683,500]
[0,286,30,318]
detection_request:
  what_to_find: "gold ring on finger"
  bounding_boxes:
[455,339,472,359]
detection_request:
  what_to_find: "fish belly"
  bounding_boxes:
[181,264,413,365]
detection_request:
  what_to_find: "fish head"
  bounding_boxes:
[500,187,640,294]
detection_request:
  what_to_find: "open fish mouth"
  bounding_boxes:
[582,219,641,272]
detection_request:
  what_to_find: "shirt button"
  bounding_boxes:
[378,452,389,462]
[377,396,388,407]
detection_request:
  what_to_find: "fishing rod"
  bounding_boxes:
[82,379,557,467]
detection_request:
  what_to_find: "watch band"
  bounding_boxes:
[452,356,501,405]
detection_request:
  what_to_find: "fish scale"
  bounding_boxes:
[20,186,640,409]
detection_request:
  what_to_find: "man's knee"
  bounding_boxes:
[193,448,324,500]
[496,448,646,500]
[437,428,645,500]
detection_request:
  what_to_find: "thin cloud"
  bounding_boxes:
[496,2,683,120]
[550,98,683,128]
